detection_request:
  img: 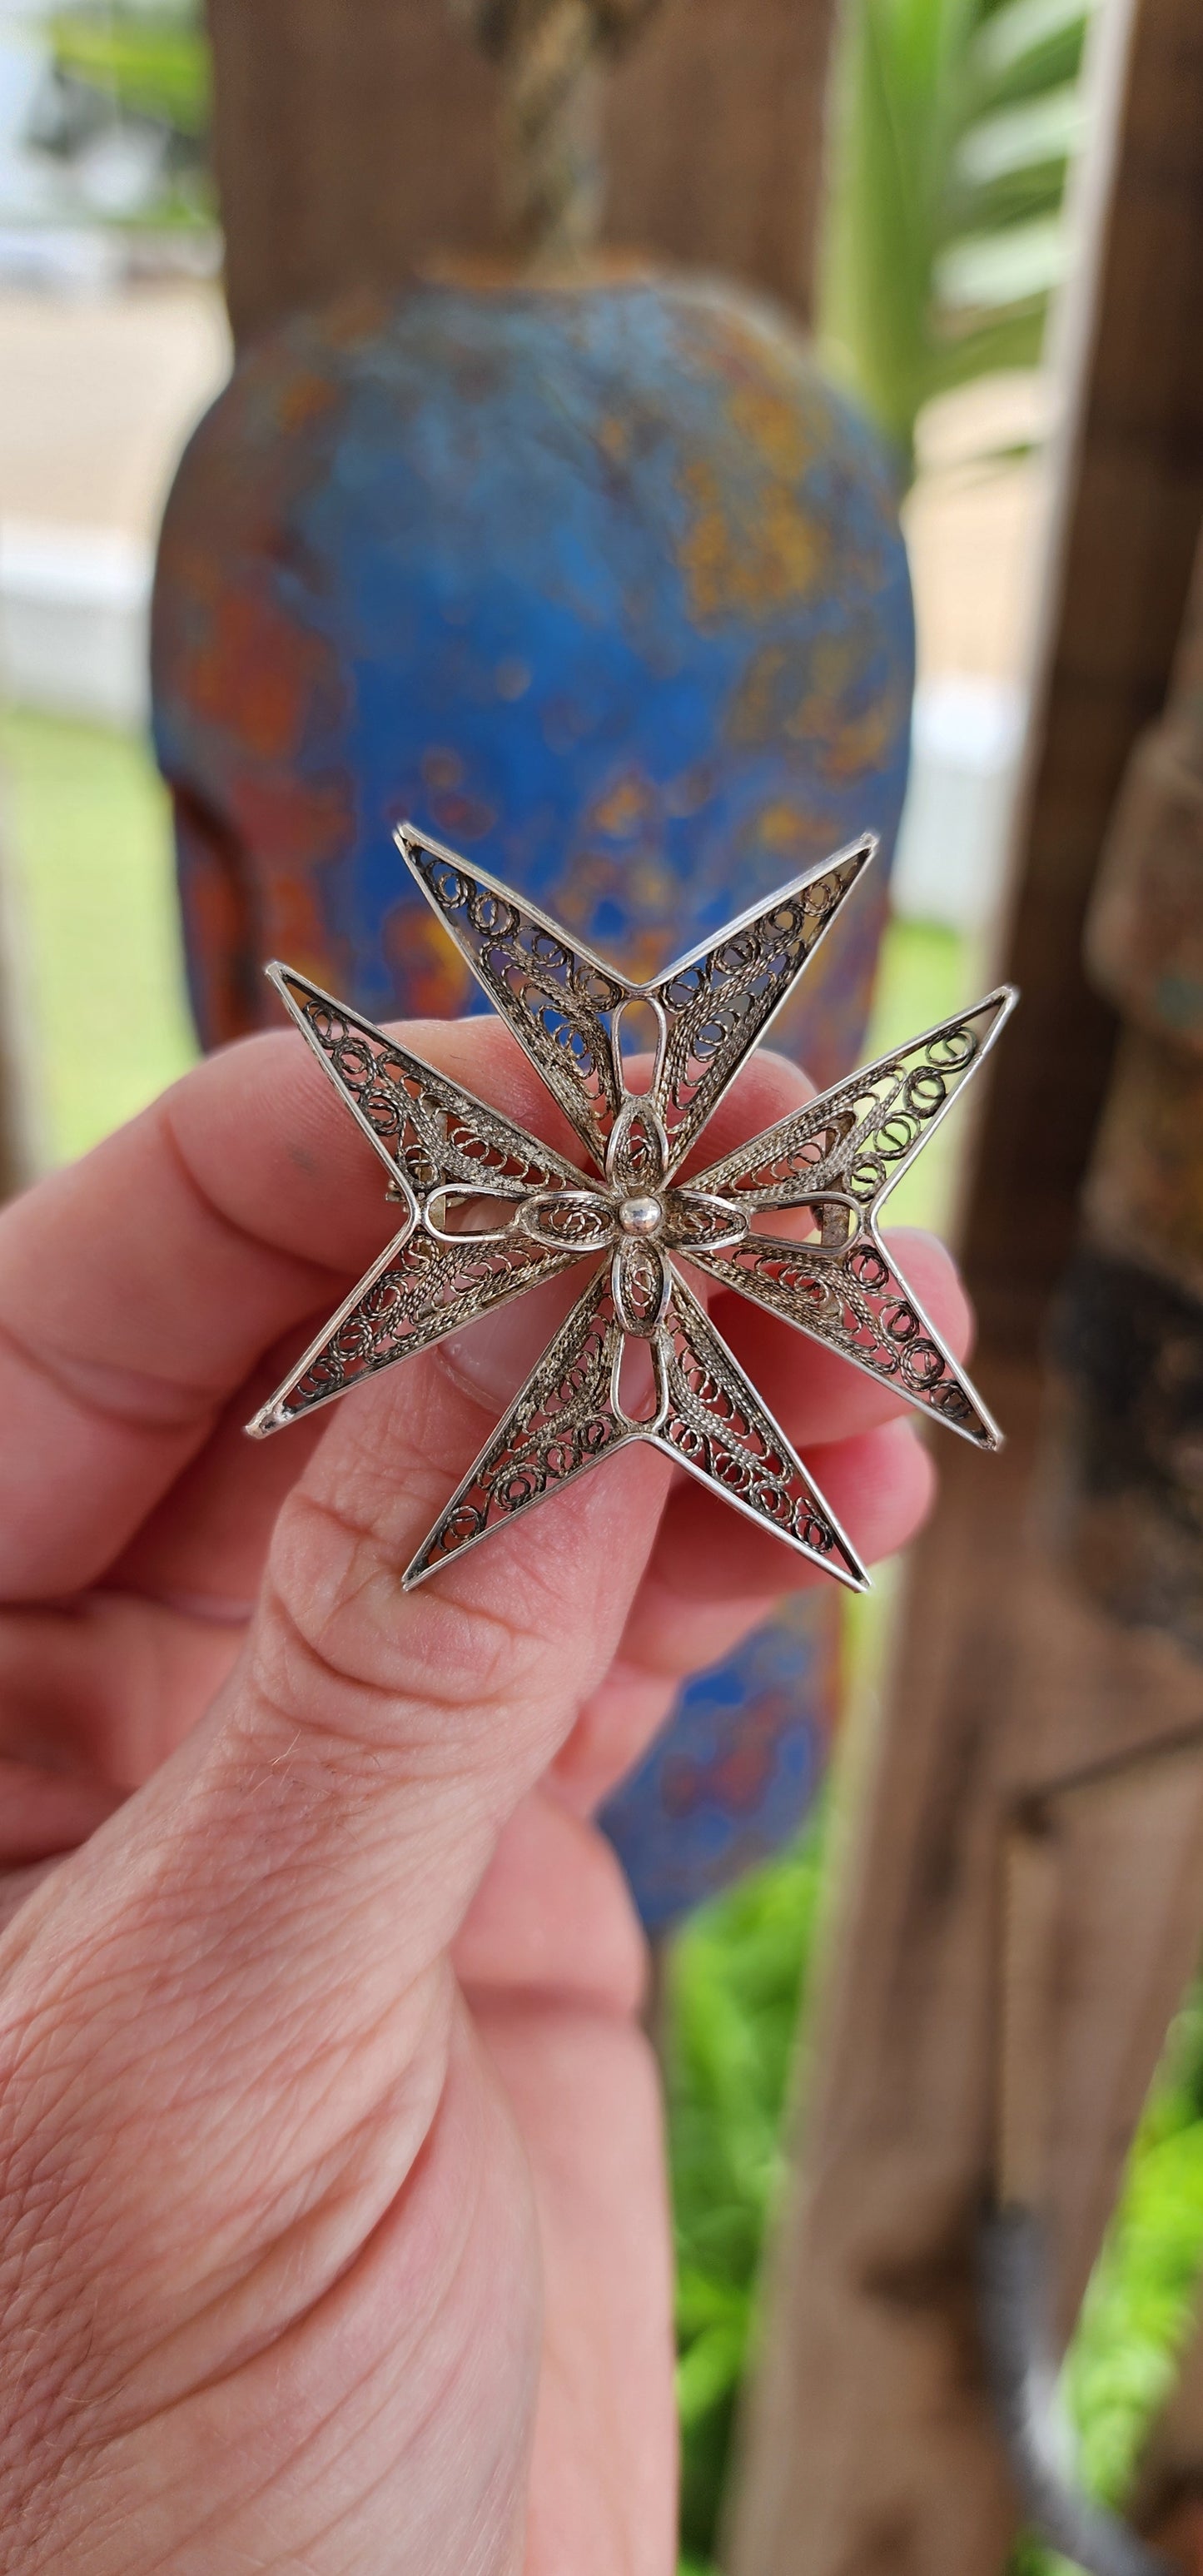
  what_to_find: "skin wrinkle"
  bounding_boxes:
[3,1885,420,2205]
[157,1085,354,1302]
[309,1343,611,1589]
[461,1969,643,2033]
[403,1544,604,1698]
[7,1813,474,2277]
[0,1067,333,1439]
[0,1303,210,1451]
[1,1916,561,2534]
[170,1928,429,2126]
[0,2087,180,2369]
[106,2047,534,2576]
[226,1711,480,1924]
[32,1990,434,2336]
[227,1634,571,1990]
[102,1821,412,2081]
[93,2002,457,2427]
[237,2246,515,2576]
[265,1433,630,1717]
[3,1990,471,2490]
[251,1544,547,1741]
[425,1463,654,1644]
[9,1929,389,2270]
[17,2107,509,2574]
[0,1836,413,2205]
[0,2146,117,2478]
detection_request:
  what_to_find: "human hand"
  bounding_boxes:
[0,1015,968,2574]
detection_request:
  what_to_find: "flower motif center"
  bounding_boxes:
[618,1193,664,1239]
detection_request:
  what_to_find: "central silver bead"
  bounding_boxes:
[618,1193,664,1238]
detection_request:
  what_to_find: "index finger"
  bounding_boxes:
[0,1014,813,1601]
[0,1013,565,1599]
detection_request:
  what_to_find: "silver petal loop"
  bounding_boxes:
[516,1188,616,1253]
[606,1093,671,1192]
[612,1237,672,1338]
[662,1187,751,1255]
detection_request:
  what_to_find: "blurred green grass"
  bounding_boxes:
[1,707,196,1165]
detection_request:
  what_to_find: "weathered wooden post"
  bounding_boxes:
[1081,527,1203,2574]
[724,0,1203,2566]
[203,0,838,346]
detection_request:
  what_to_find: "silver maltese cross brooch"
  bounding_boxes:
[248,826,1016,1590]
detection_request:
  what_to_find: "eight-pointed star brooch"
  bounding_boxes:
[247,825,1017,1591]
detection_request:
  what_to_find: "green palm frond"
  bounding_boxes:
[971,0,1094,107]
[819,0,1099,477]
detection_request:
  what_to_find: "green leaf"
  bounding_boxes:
[927,301,1047,395]
[818,0,1093,474]
[945,82,1085,227]
[933,211,1068,307]
[956,82,1087,185]
[676,2320,750,2427]
[968,0,1094,109]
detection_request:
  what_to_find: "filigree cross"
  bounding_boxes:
[248,825,1016,1590]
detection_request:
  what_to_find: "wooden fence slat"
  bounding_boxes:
[1132,2333,1203,2563]
[962,0,1203,1352]
[204,0,838,346]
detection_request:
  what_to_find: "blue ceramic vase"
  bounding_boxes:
[152,271,913,1928]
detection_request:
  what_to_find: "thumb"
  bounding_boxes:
[0,1282,670,2399]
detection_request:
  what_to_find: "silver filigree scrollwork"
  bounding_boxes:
[396,822,874,1180]
[685,997,1016,1448]
[248,835,1016,1587]
[402,1266,865,1590]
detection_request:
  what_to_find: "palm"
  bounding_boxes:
[3,1575,678,2574]
[0,1008,967,2574]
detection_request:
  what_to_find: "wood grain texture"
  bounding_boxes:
[1132,2330,1203,2566]
[204,0,838,345]
[1085,532,1203,2576]
[963,0,1203,1355]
